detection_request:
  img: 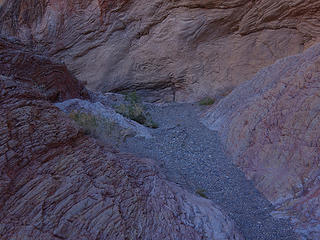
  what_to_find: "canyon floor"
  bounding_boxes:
[118,102,297,240]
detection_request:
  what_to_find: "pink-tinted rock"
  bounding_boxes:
[1,0,319,101]
[0,37,242,240]
[202,43,320,239]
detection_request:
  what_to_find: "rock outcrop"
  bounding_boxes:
[0,36,243,239]
[0,36,88,102]
[1,0,320,101]
[55,97,152,139]
[202,43,320,239]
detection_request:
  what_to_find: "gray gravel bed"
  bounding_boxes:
[119,102,297,240]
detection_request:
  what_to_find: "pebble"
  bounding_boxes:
[119,102,297,240]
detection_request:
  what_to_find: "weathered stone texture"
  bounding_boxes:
[0,37,242,240]
[0,36,88,101]
[202,44,320,239]
[55,97,152,139]
[1,0,320,101]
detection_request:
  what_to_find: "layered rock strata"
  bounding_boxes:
[0,36,242,240]
[1,0,320,101]
[0,36,88,101]
[202,43,320,239]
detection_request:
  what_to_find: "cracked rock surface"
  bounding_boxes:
[202,43,320,239]
[0,36,242,240]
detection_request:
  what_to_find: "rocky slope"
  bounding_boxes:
[202,43,320,239]
[0,36,243,239]
[1,0,320,101]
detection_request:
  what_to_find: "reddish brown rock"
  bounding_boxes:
[202,44,320,239]
[0,36,88,102]
[0,37,242,239]
[1,0,320,101]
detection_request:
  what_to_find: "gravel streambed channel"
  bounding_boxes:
[119,102,297,240]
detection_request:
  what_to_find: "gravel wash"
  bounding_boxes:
[119,102,297,240]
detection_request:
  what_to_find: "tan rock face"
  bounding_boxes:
[0,36,243,240]
[202,44,320,239]
[1,0,319,101]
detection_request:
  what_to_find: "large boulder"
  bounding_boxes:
[0,36,242,240]
[202,43,320,239]
[1,0,320,101]
[55,97,152,139]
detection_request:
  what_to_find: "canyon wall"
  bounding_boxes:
[1,0,320,101]
[0,36,242,239]
[202,43,320,239]
[2,0,320,238]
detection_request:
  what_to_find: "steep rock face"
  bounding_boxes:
[0,37,243,239]
[0,36,88,101]
[202,44,320,239]
[1,0,320,101]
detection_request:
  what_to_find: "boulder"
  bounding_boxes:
[55,97,152,139]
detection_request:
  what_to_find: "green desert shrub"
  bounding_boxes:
[199,97,215,106]
[116,103,146,124]
[69,111,99,136]
[69,111,134,145]
[125,91,140,104]
[115,92,158,128]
